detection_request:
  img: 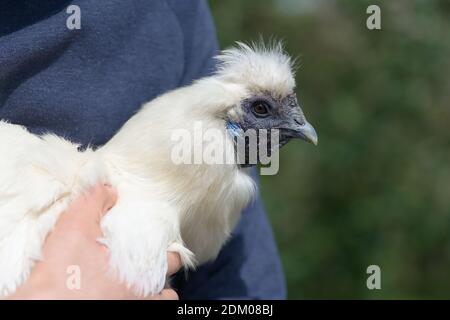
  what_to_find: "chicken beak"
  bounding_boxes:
[284,100,318,146]
[295,120,318,146]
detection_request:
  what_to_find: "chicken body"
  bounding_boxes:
[0,42,316,297]
[0,80,255,297]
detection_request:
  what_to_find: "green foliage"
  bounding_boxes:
[210,0,450,299]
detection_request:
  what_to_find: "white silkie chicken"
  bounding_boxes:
[0,42,317,297]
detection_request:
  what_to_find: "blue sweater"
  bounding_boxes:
[0,0,286,299]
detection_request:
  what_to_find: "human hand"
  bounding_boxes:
[8,183,181,300]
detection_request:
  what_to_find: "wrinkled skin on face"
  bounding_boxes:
[227,93,317,167]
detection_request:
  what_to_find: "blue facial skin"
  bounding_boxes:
[226,121,242,138]
[226,93,316,167]
[226,120,251,166]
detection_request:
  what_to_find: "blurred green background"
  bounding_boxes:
[210,0,450,299]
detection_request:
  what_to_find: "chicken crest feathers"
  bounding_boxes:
[214,40,297,97]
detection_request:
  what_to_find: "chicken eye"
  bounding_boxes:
[251,101,270,117]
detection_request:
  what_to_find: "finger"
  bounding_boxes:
[166,252,182,276]
[147,289,179,300]
[66,184,116,232]
[101,184,118,214]
[85,183,117,212]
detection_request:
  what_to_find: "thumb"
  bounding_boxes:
[101,184,118,214]
[166,252,182,276]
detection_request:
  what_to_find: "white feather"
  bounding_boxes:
[0,42,295,297]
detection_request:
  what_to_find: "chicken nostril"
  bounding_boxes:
[294,118,305,126]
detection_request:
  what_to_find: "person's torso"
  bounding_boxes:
[0,0,190,146]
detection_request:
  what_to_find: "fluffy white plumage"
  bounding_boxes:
[0,42,296,297]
